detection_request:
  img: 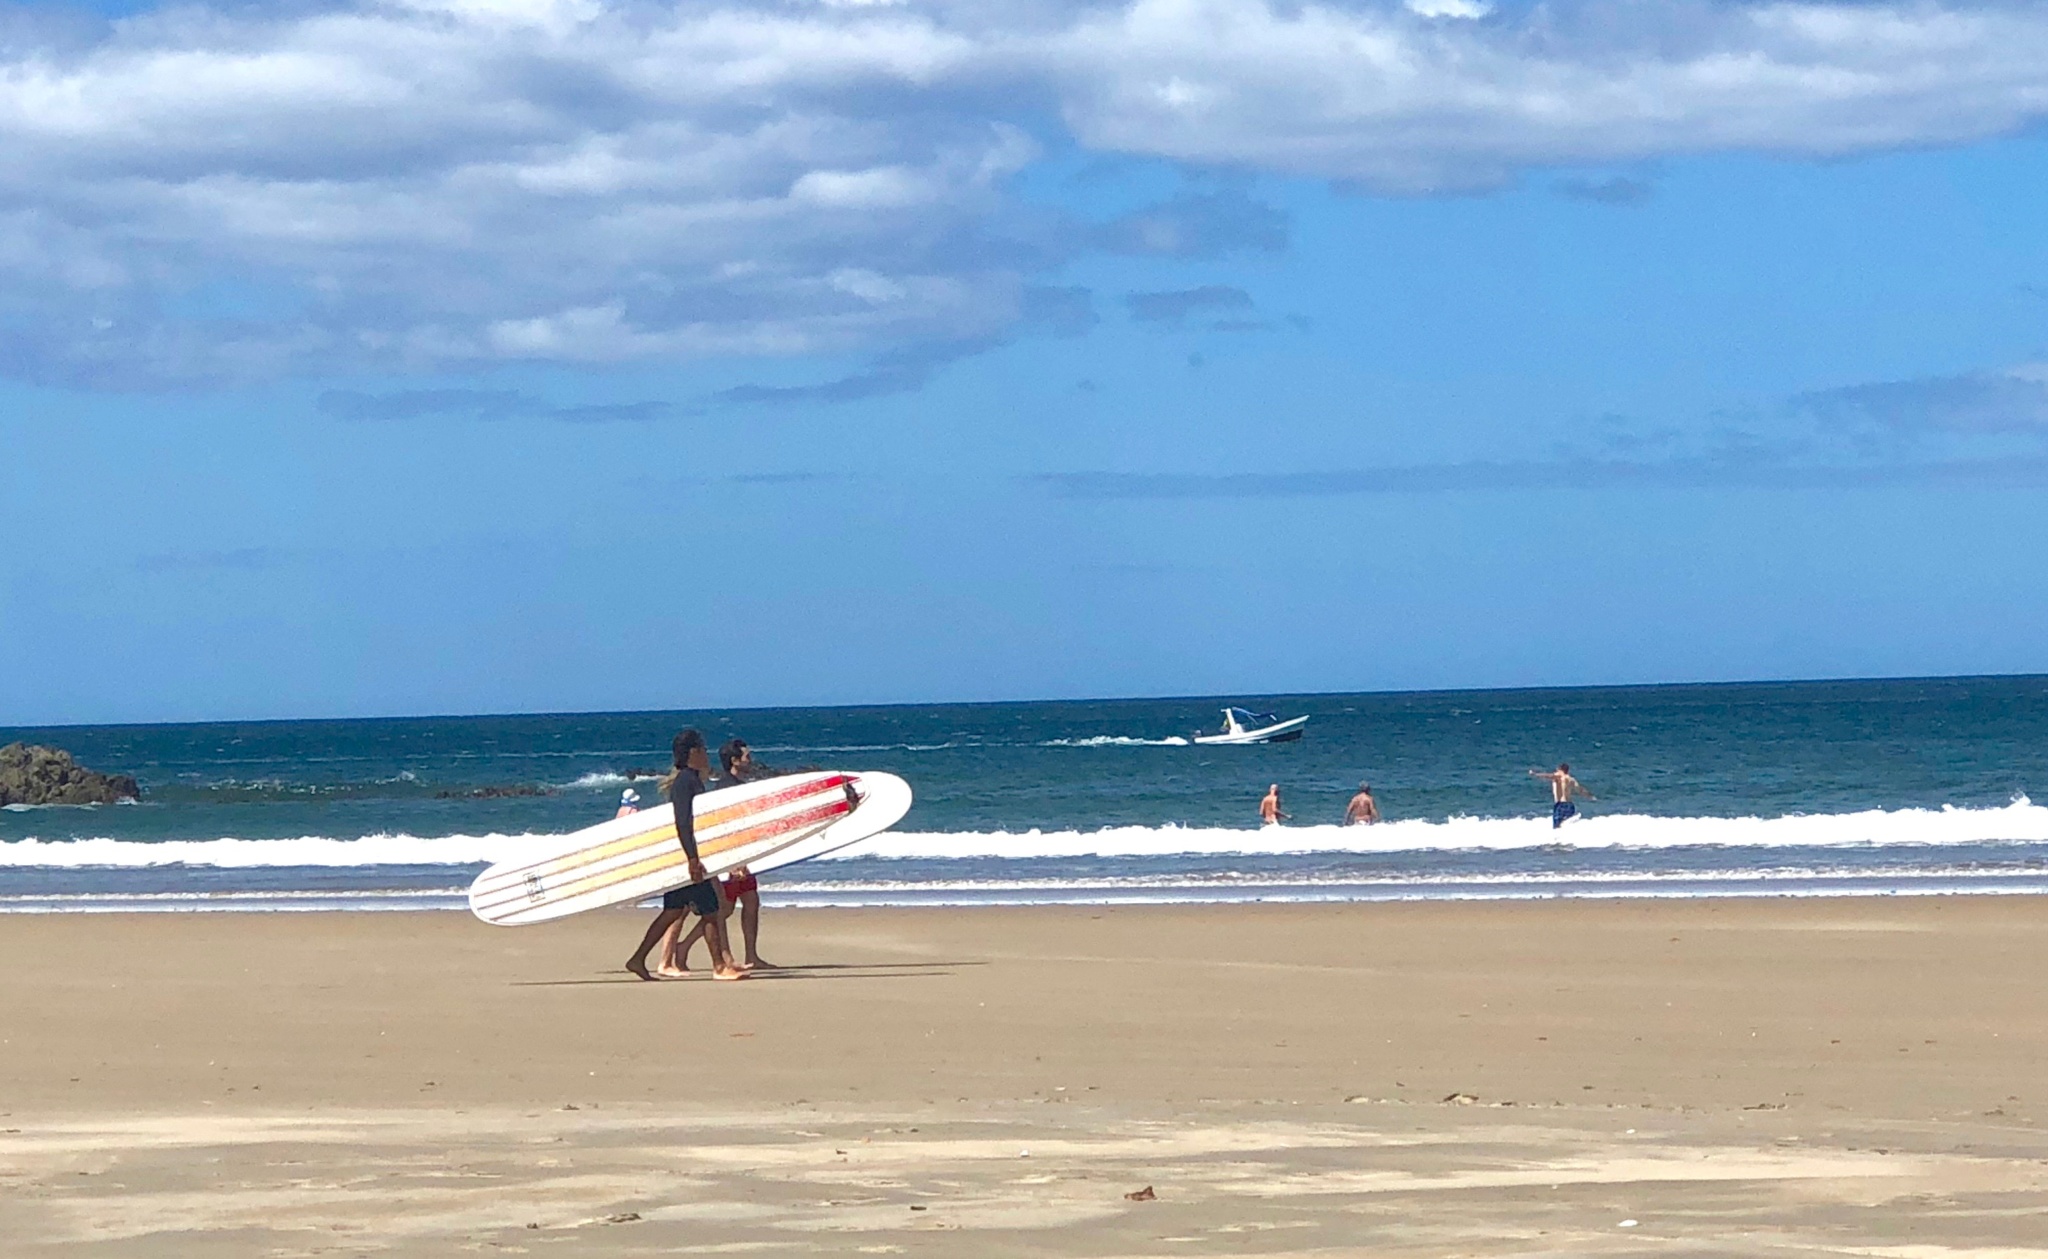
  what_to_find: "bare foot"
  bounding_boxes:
[712,967,749,981]
[652,965,687,979]
[747,959,779,970]
[625,959,654,981]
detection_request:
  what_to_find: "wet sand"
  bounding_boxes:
[5,898,2048,1255]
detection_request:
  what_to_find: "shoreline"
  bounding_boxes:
[13,868,2048,913]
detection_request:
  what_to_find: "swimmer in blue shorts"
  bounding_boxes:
[1528,762,1595,828]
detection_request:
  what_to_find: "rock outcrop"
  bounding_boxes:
[434,785,557,800]
[0,743,141,806]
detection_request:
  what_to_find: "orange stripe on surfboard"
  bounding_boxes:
[470,795,854,915]
[477,774,853,890]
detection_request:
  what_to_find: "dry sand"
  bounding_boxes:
[4,898,2048,1255]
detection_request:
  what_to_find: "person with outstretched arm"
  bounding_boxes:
[1529,762,1595,829]
[625,729,744,981]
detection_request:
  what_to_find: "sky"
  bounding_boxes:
[5,0,2048,724]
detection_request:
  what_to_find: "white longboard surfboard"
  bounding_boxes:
[468,770,910,926]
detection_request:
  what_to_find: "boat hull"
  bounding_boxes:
[1192,716,1309,745]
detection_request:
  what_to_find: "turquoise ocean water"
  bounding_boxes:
[5,676,2048,911]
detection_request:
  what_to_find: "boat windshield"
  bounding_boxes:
[1225,707,1277,729]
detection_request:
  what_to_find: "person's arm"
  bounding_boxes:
[671,774,704,871]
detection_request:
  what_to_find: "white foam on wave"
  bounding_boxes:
[1041,736,1191,747]
[0,832,564,869]
[566,771,631,789]
[4,799,139,811]
[848,797,2048,860]
[3,798,2043,869]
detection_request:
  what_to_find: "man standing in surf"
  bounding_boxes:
[1345,782,1380,826]
[1529,763,1596,829]
[1259,784,1289,826]
[625,729,744,982]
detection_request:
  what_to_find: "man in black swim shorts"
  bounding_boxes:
[625,729,743,981]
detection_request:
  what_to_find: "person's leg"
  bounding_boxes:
[717,895,751,972]
[739,890,773,968]
[627,908,686,980]
[660,882,727,975]
[666,918,708,974]
[703,910,746,980]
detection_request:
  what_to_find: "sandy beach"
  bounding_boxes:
[5,897,2048,1255]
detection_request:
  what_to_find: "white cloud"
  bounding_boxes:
[1050,0,2048,189]
[4,0,2048,383]
[1404,0,1491,18]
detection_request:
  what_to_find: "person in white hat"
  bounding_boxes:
[615,787,640,818]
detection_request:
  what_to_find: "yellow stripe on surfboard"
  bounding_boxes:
[467,786,855,915]
[473,774,853,895]
[473,797,852,916]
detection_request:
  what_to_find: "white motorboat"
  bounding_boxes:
[1192,707,1309,745]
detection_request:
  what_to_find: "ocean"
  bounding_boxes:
[5,676,2048,913]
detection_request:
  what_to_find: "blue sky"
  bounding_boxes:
[5,0,2048,724]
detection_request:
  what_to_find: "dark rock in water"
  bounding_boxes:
[0,743,141,806]
[433,785,558,800]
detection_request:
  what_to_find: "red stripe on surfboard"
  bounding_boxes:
[471,798,847,917]
[476,798,851,920]
[472,795,854,917]
[477,774,855,889]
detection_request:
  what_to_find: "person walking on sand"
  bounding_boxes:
[1259,783,1289,826]
[1529,762,1595,829]
[625,730,744,982]
[672,739,778,972]
[1345,782,1380,826]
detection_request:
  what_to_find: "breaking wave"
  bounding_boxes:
[1,798,2042,869]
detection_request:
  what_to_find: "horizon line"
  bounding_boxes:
[5,669,2043,734]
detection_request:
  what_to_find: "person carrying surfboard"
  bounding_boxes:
[671,738,777,972]
[625,730,745,982]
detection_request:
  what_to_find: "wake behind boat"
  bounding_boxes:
[1193,707,1309,745]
